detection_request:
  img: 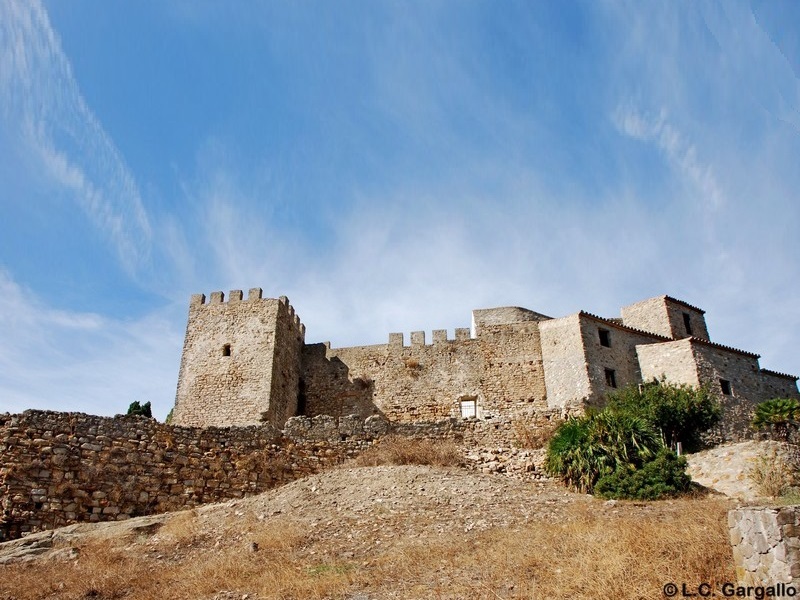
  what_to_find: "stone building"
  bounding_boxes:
[171,290,798,440]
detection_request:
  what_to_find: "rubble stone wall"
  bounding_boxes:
[729,506,800,586]
[0,411,362,541]
[172,290,305,428]
[1,410,560,542]
[301,321,548,427]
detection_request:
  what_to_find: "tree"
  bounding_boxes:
[126,401,152,418]
[605,379,721,452]
[752,398,800,441]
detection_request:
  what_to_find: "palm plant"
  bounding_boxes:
[752,398,800,441]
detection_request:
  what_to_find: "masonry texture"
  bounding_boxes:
[729,506,800,586]
[172,291,798,441]
[0,410,552,541]
[173,290,305,427]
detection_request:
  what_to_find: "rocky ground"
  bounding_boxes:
[0,440,784,599]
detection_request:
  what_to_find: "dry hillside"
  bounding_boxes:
[0,453,737,600]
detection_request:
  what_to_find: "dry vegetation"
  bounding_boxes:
[0,462,735,600]
[352,436,463,468]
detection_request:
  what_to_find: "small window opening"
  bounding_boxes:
[683,312,693,336]
[604,368,617,388]
[459,398,477,419]
[599,328,611,348]
[222,344,231,357]
[720,379,732,396]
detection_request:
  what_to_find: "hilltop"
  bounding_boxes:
[0,460,736,600]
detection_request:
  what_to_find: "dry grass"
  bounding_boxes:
[512,417,561,449]
[747,444,800,498]
[352,436,463,467]
[0,497,733,600]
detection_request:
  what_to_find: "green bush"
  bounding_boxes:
[545,381,716,499]
[594,449,692,500]
[752,398,800,441]
[605,379,721,452]
[127,401,152,418]
[544,411,661,493]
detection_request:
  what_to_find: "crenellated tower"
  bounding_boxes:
[172,288,305,428]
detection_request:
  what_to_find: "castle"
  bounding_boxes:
[171,289,799,441]
[3,289,800,541]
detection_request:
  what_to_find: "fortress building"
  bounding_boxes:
[171,289,799,440]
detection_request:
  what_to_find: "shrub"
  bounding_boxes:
[605,379,721,452]
[752,398,800,441]
[545,381,716,498]
[544,412,661,493]
[594,448,692,500]
[126,401,152,418]
[354,437,463,467]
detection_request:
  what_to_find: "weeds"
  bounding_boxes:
[353,436,463,467]
[0,495,733,600]
[748,447,798,498]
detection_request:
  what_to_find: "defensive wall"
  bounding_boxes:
[171,290,799,444]
[302,315,551,427]
[172,290,305,428]
[0,409,555,541]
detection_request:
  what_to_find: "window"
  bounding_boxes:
[222,344,231,357]
[599,328,611,348]
[459,398,477,419]
[604,368,617,388]
[683,312,693,336]
[720,379,732,396]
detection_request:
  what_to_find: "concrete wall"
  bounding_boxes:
[172,290,305,428]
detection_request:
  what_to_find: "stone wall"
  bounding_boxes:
[637,338,700,386]
[621,295,709,341]
[540,314,591,410]
[0,411,362,541]
[172,290,305,428]
[1,409,561,542]
[694,341,764,442]
[761,370,800,402]
[729,506,800,586]
[578,313,665,407]
[301,320,548,430]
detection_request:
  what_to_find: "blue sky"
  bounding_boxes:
[1,1,799,420]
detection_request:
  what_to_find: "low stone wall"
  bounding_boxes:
[728,506,800,585]
[1,410,557,542]
[0,411,368,541]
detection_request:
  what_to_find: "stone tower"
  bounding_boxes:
[171,289,305,428]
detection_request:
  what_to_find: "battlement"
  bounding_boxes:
[175,288,798,431]
[189,288,305,338]
[387,328,472,347]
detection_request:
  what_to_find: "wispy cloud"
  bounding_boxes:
[613,106,725,211]
[0,269,182,419]
[0,0,152,275]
